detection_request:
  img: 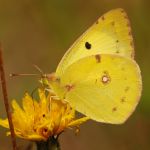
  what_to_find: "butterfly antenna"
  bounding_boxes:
[33,64,44,74]
[9,73,39,78]
[10,64,44,78]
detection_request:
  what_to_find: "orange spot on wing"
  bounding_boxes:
[111,21,115,26]
[121,97,126,103]
[65,84,75,92]
[95,54,101,63]
[125,86,129,92]
[130,41,134,48]
[101,16,105,20]
[112,107,117,112]
[96,20,99,24]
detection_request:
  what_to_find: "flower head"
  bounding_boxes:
[0,89,89,141]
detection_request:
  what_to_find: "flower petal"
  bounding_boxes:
[22,93,35,115]
[68,117,90,127]
[0,118,9,128]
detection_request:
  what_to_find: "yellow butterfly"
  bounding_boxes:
[47,8,142,124]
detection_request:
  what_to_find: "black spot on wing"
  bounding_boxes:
[85,42,91,50]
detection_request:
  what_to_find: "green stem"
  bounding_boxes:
[36,137,60,150]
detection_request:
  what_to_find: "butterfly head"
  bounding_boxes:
[40,73,60,87]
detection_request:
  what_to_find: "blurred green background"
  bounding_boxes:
[0,0,150,150]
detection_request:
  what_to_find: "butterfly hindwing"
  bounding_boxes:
[50,54,142,124]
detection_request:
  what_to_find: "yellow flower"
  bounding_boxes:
[0,89,89,141]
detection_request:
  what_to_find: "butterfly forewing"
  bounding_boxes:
[56,8,134,76]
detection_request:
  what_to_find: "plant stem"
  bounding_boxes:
[36,137,60,150]
[0,44,17,150]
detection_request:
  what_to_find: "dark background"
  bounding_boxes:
[0,0,150,150]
